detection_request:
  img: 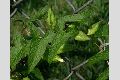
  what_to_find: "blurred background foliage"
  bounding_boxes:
[10,0,109,80]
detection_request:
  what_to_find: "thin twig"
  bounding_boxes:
[75,72,85,80]
[65,0,76,12]
[72,60,88,71]
[63,71,74,80]
[74,0,93,14]
[10,8,18,18]
[12,0,23,8]
[98,38,104,45]
[18,9,30,19]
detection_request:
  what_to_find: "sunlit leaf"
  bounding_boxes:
[87,22,100,35]
[53,55,64,62]
[47,29,76,63]
[23,77,30,80]
[47,8,56,29]
[75,31,90,41]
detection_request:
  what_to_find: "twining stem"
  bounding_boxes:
[12,0,23,8]
[65,0,76,12]
[65,0,94,14]
[72,60,88,71]
[75,72,85,80]
[63,71,74,80]
[10,8,18,18]
[74,0,93,14]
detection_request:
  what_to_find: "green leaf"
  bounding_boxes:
[87,22,100,35]
[28,22,41,38]
[47,8,56,29]
[102,24,109,36]
[57,43,78,54]
[31,68,44,80]
[75,31,90,41]
[87,50,109,65]
[23,77,30,80]
[96,68,109,80]
[56,9,96,31]
[52,55,64,62]
[11,40,31,70]
[94,23,109,41]
[28,31,55,73]
[32,5,48,19]
[48,29,76,63]
[10,33,22,70]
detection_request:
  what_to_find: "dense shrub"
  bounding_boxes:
[10,0,109,80]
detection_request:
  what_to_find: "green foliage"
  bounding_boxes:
[31,68,44,80]
[47,29,77,63]
[87,50,109,65]
[10,32,31,70]
[23,77,30,80]
[28,31,55,72]
[47,8,56,29]
[87,22,100,35]
[10,0,109,79]
[75,31,90,41]
[96,68,109,80]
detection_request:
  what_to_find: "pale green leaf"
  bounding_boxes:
[87,22,100,35]
[75,31,90,41]
[47,8,56,29]
[52,55,64,62]
[23,77,30,80]
[57,43,78,54]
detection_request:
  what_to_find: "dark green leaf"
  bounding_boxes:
[28,31,55,72]
[31,68,44,80]
[87,50,109,65]
[96,68,109,80]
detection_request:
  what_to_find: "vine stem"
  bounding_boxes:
[74,0,93,14]
[75,72,85,80]
[10,8,18,18]
[72,60,88,71]
[63,60,88,80]
[63,71,73,80]
[65,0,76,12]
[12,0,23,8]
